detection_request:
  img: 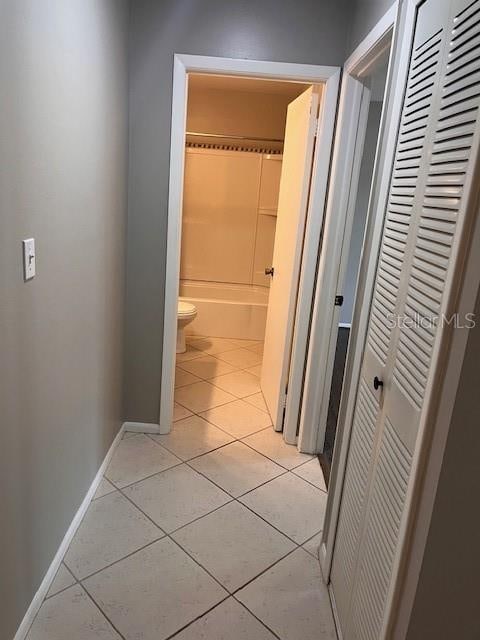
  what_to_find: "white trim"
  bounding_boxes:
[122,421,162,435]
[283,70,341,444]
[160,54,341,434]
[338,322,352,329]
[13,425,124,640]
[344,3,397,77]
[318,1,400,579]
[297,78,369,453]
[297,4,397,456]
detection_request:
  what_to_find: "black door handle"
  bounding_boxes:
[373,376,384,391]
[265,267,274,277]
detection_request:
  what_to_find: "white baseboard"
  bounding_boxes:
[14,424,125,640]
[122,421,161,434]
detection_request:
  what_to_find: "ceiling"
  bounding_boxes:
[188,73,310,99]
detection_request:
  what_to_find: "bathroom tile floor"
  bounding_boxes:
[26,336,335,640]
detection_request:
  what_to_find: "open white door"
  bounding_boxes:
[261,86,320,430]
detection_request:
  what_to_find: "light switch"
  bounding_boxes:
[23,238,36,280]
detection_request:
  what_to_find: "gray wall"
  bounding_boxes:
[0,1,129,637]
[405,288,480,639]
[125,0,351,422]
[340,101,383,325]
[348,0,395,53]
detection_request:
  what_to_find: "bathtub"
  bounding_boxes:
[179,280,269,340]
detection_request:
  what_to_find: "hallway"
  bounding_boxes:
[26,337,333,640]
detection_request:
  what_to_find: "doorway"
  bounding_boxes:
[175,74,315,432]
[320,50,391,482]
[159,55,340,446]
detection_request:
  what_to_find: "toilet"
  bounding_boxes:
[177,301,197,353]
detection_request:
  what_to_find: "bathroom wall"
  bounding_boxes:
[0,1,129,637]
[187,83,298,140]
[126,0,351,423]
[182,79,290,291]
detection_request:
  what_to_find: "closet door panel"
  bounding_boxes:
[330,378,380,630]
[330,0,480,637]
[387,0,480,455]
[331,9,446,635]
[349,419,412,639]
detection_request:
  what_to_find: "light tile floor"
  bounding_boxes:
[26,336,335,640]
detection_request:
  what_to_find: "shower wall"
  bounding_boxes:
[180,148,282,287]
[180,79,293,339]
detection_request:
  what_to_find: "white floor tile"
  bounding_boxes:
[83,538,227,640]
[174,381,236,413]
[242,428,314,469]
[200,399,271,438]
[178,354,237,380]
[228,339,263,350]
[172,502,295,592]
[188,337,238,355]
[105,435,181,488]
[150,415,234,461]
[246,342,264,355]
[175,366,201,388]
[93,477,116,500]
[239,473,326,544]
[46,564,76,598]
[26,585,121,640]
[243,392,269,413]
[292,458,327,491]
[216,348,263,369]
[190,441,285,497]
[244,364,262,377]
[236,549,336,640]
[172,597,277,640]
[64,492,162,579]
[176,344,204,363]
[173,402,193,422]
[302,532,323,558]
[124,464,231,533]
[210,370,261,398]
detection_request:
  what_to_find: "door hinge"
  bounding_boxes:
[335,295,344,307]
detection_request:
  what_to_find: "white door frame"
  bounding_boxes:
[317,1,401,575]
[159,54,340,433]
[292,4,398,452]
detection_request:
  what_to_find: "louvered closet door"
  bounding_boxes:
[331,1,480,638]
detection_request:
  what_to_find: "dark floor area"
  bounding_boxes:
[319,326,350,486]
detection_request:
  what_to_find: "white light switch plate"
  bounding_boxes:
[23,238,36,280]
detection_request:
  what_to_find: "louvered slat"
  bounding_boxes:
[366,30,443,365]
[393,0,480,406]
[351,420,412,640]
[330,380,379,629]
